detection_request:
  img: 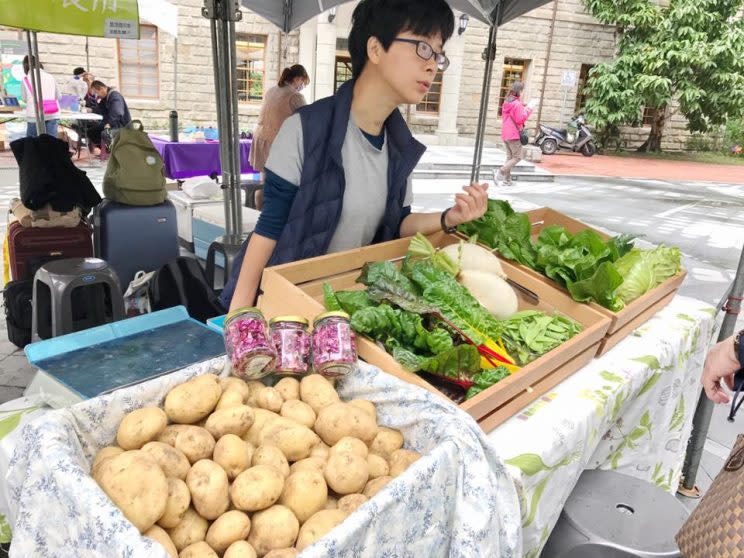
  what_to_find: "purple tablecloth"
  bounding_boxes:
[150,135,254,180]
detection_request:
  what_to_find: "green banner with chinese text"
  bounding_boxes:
[0,0,139,39]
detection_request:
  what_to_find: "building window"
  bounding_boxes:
[574,63,595,114]
[497,58,528,115]
[416,70,443,114]
[334,56,352,92]
[118,24,159,99]
[236,34,266,103]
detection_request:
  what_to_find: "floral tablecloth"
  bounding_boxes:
[5,359,521,558]
[488,295,716,557]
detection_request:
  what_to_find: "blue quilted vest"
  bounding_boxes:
[220,79,426,308]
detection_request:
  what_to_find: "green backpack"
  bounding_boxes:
[103,120,167,206]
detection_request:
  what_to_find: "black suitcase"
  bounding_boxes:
[3,279,33,348]
[93,199,179,290]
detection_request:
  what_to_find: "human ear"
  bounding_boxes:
[367,36,384,65]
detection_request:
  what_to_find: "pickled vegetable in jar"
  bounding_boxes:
[224,307,276,379]
[311,311,357,377]
[269,315,310,375]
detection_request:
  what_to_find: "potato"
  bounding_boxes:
[264,549,297,558]
[231,465,285,512]
[314,403,378,446]
[144,525,178,558]
[363,476,392,498]
[337,493,368,515]
[274,377,300,401]
[289,457,326,475]
[295,510,347,551]
[157,425,190,447]
[260,423,320,462]
[216,390,245,410]
[244,380,266,407]
[91,446,124,478]
[299,375,340,414]
[165,374,222,424]
[348,399,376,422]
[167,507,209,551]
[186,459,230,520]
[252,445,290,477]
[205,405,255,439]
[179,541,218,558]
[329,437,368,459]
[205,510,252,554]
[97,450,167,533]
[116,407,168,450]
[248,505,300,557]
[175,426,216,464]
[324,453,369,495]
[369,427,404,459]
[389,449,422,477]
[279,470,328,523]
[213,434,254,480]
[367,454,389,479]
[224,541,257,558]
[220,377,251,401]
[323,496,338,510]
[158,478,192,529]
[257,387,284,412]
[279,400,315,429]
[142,442,191,480]
[309,442,330,460]
[243,409,282,447]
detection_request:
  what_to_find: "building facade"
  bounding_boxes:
[0,0,696,150]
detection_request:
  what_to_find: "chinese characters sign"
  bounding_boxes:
[0,0,139,39]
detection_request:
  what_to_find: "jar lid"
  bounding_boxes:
[225,306,264,325]
[313,310,350,325]
[269,315,309,326]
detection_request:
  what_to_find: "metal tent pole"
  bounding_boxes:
[469,4,501,184]
[25,31,45,135]
[681,245,744,493]
[203,0,243,239]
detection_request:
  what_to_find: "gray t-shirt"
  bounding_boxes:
[265,113,413,254]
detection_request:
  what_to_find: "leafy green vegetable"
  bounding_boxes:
[357,261,436,314]
[465,367,511,399]
[323,283,342,311]
[615,245,681,304]
[501,310,584,364]
[393,344,481,380]
[567,262,625,312]
[335,290,375,315]
[407,233,459,276]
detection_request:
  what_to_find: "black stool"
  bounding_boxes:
[205,233,249,291]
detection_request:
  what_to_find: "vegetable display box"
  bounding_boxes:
[258,232,611,432]
[524,208,687,355]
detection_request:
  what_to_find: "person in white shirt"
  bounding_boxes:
[20,55,61,138]
[61,67,89,101]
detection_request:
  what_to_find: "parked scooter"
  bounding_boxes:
[535,114,597,156]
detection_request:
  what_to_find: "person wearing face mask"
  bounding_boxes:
[220,0,489,312]
[249,65,310,179]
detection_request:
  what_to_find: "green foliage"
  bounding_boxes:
[724,118,744,146]
[582,0,744,148]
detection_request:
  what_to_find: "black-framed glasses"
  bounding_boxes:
[392,38,450,72]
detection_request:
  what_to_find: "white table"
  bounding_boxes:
[0,111,102,125]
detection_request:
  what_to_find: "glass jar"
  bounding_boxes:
[270,315,310,376]
[311,311,357,377]
[224,307,276,379]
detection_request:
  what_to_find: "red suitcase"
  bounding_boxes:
[7,221,93,281]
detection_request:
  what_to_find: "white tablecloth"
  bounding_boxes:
[5,358,521,557]
[489,295,716,557]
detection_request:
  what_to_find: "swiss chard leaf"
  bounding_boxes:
[393,344,481,380]
[335,290,375,316]
[323,283,342,311]
[465,367,511,399]
[357,261,436,315]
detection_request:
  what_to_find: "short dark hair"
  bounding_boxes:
[348,0,454,79]
[90,80,107,89]
[22,55,43,74]
[279,64,309,87]
[73,67,86,76]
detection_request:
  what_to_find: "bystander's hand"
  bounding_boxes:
[702,335,741,404]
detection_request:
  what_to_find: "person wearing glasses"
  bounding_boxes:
[221,0,489,311]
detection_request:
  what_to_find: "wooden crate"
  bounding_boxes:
[258,231,611,432]
[518,207,686,336]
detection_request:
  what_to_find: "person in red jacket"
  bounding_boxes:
[495,81,536,186]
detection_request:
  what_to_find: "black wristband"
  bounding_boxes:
[441,208,457,234]
[736,329,744,368]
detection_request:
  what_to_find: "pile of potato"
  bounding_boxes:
[91,373,422,558]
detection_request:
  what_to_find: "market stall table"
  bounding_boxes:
[150,135,254,180]
[489,294,715,557]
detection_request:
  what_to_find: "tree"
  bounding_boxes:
[581,0,744,151]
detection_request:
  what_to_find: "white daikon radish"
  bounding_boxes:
[458,270,518,319]
[441,242,506,279]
